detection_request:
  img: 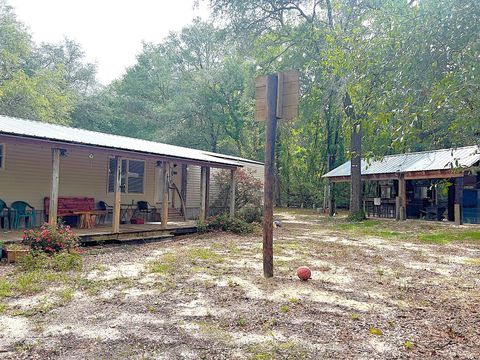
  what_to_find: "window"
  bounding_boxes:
[108,158,145,194]
[0,144,4,169]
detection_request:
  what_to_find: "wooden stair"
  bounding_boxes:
[167,208,185,222]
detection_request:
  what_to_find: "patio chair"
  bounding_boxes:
[136,201,157,222]
[0,199,11,230]
[11,201,36,229]
[97,201,113,224]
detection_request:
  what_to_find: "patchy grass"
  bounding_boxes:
[15,272,43,295]
[331,218,480,244]
[418,229,480,244]
[0,303,7,313]
[0,209,479,359]
[0,279,12,298]
[187,247,224,263]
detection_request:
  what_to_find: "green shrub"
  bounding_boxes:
[23,223,79,253]
[18,252,82,272]
[347,210,366,222]
[204,214,254,234]
[237,206,263,224]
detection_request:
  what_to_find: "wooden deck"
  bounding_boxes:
[0,221,198,245]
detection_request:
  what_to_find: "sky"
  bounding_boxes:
[10,0,210,84]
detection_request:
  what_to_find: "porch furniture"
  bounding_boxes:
[137,201,157,222]
[120,203,137,224]
[0,199,11,230]
[425,206,446,221]
[97,201,113,224]
[44,197,106,228]
[11,201,36,229]
[364,198,396,219]
[72,210,107,229]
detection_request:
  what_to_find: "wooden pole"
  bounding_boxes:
[230,168,236,219]
[112,156,122,233]
[263,74,278,278]
[454,177,463,225]
[181,164,188,203]
[161,161,170,229]
[199,166,207,222]
[398,175,406,221]
[205,167,211,218]
[48,148,61,226]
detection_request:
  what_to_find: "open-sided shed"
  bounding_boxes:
[323,146,480,224]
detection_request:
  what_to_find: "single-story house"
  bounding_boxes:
[0,115,264,240]
[323,146,480,224]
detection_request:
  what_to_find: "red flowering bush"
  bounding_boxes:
[212,169,263,210]
[22,223,79,254]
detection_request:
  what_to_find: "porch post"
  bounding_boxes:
[161,161,170,230]
[205,167,211,218]
[398,175,406,221]
[199,166,207,222]
[48,148,61,226]
[454,176,464,225]
[181,164,188,201]
[230,168,236,219]
[112,156,122,233]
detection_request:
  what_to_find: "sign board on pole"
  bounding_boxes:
[255,70,299,122]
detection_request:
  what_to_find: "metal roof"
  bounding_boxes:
[0,115,258,168]
[323,145,480,178]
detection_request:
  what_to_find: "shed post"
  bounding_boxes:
[48,148,61,226]
[112,156,122,233]
[161,161,170,229]
[398,175,406,221]
[199,166,207,222]
[230,168,236,219]
[454,177,464,225]
[328,180,335,216]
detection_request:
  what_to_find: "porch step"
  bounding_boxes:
[167,208,185,222]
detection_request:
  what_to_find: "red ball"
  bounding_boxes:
[296,266,311,281]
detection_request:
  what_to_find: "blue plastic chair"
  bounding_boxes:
[11,201,36,229]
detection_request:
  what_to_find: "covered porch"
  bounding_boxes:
[0,116,242,243]
[323,146,480,225]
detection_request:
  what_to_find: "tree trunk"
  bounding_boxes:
[344,91,363,217]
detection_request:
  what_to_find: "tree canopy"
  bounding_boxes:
[0,0,478,207]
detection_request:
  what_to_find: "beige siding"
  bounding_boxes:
[0,136,157,211]
[186,165,201,208]
[0,136,265,221]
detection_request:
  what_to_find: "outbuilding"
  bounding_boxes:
[323,146,480,224]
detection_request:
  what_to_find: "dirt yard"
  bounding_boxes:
[1,210,479,359]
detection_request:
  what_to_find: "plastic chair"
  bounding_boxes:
[97,201,113,224]
[136,201,156,222]
[11,201,36,229]
[0,199,11,230]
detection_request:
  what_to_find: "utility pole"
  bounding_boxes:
[256,71,299,278]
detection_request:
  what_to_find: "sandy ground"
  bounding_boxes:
[0,210,479,359]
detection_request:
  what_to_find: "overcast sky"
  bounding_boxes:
[11,0,210,84]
